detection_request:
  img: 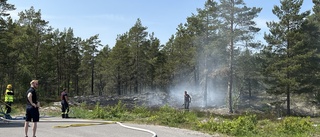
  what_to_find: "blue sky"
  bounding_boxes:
[7,0,314,47]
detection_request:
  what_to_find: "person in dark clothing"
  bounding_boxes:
[184,91,191,110]
[24,80,40,137]
[61,88,69,118]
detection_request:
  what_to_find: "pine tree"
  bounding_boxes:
[263,0,311,115]
[218,0,262,113]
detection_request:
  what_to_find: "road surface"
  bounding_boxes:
[0,117,215,137]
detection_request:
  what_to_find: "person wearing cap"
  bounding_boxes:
[4,84,14,115]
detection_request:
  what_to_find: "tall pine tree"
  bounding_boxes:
[263,0,311,116]
[218,0,261,113]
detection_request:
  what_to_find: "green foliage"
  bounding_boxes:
[147,105,197,127]
[69,101,133,121]
[71,102,91,118]
[255,119,278,136]
[68,102,319,137]
[261,0,320,114]
[277,117,315,135]
[90,102,105,119]
[12,101,320,137]
[88,101,132,121]
[197,115,258,136]
[196,115,317,137]
[150,105,185,126]
[196,118,219,133]
[105,100,129,119]
[131,105,151,118]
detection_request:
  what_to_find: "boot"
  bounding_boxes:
[65,114,69,118]
[61,114,65,118]
[5,114,12,119]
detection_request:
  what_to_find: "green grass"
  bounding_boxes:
[66,102,320,137]
[8,101,320,137]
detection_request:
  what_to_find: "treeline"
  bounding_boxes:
[1,0,320,115]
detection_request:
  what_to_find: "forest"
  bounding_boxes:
[1,0,320,116]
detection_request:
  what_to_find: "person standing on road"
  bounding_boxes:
[4,84,14,116]
[24,80,40,137]
[61,88,69,118]
[184,91,191,110]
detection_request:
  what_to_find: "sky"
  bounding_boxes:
[7,0,314,48]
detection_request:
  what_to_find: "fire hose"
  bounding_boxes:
[1,117,157,137]
[48,119,158,137]
[116,122,157,137]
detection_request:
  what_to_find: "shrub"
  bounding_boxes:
[148,105,197,127]
[155,105,185,126]
[76,101,132,120]
[197,115,258,136]
[90,102,108,119]
[132,105,151,118]
[71,102,92,118]
[277,117,314,135]
[196,118,219,133]
[105,100,127,118]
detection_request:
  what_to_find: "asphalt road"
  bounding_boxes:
[0,117,214,137]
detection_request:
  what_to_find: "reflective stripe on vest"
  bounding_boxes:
[5,89,13,102]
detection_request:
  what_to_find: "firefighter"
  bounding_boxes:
[4,84,14,115]
[184,91,191,110]
[61,88,69,118]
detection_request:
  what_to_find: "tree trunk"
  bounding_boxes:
[286,85,291,116]
[228,0,235,113]
[249,80,252,98]
[91,60,94,95]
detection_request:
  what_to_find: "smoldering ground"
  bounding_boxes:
[145,80,227,109]
[72,82,227,110]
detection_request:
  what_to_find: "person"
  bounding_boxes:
[24,80,40,137]
[184,91,191,110]
[61,88,69,118]
[4,84,14,117]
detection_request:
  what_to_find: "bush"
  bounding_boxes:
[277,117,314,135]
[72,101,132,120]
[105,100,127,119]
[153,105,185,126]
[71,102,91,118]
[132,105,151,118]
[196,118,219,133]
[197,115,258,136]
[147,105,197,127]
[89,102,102,118]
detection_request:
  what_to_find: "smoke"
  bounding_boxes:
[144,78,226,109]
[204,78,226,107]
[166,79,226,109]
[145,38,228,109]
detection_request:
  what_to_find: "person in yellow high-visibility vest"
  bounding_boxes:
[4,84,14,114]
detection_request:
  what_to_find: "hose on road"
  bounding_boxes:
[50,119,157,137]
[116,122,157,137]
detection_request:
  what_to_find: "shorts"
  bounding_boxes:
[25,105,40,122]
